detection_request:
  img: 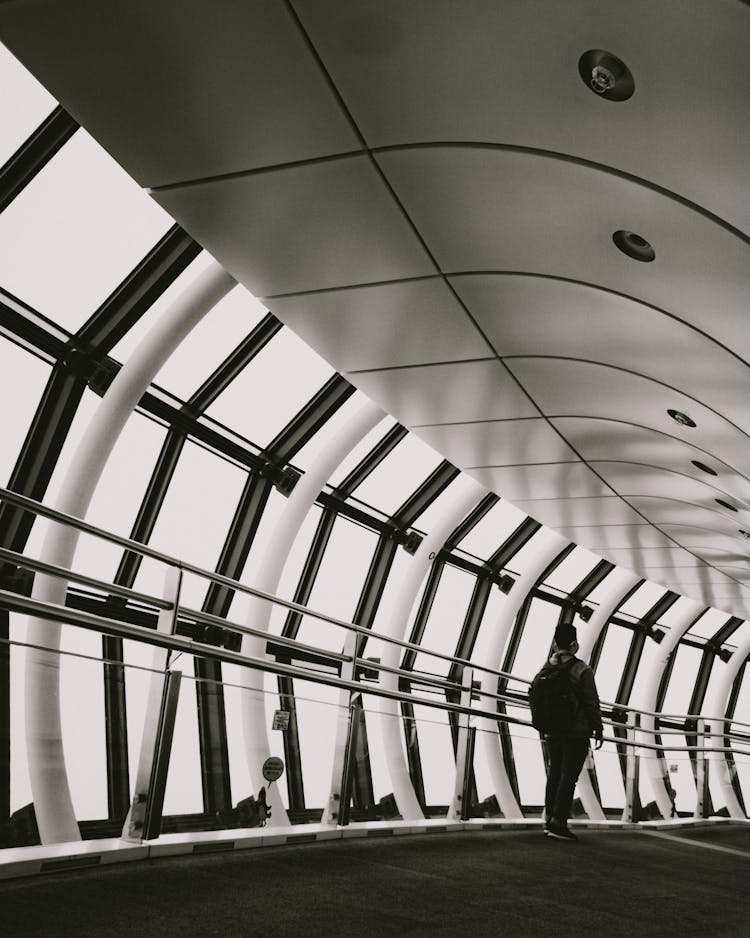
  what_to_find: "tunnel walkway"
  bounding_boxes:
[2,825,749,937]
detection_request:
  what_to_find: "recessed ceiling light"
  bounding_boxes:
[691,460,717,476]
[578,50,635,101]
[739,530,750,539]
[613,230,656,262]
[716,498,738,512]
[667,409,696,428]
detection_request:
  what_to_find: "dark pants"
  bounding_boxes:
[544,735,590,823]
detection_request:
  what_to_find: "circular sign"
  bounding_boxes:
[262,756,285,782]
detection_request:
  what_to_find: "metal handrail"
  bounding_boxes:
[4,484,749,732]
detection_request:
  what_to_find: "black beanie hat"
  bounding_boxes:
[554,622,577,649]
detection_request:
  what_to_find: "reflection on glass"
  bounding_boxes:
[0,131,171,331]
[0,43,56,164]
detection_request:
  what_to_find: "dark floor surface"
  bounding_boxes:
[2,826,749,937]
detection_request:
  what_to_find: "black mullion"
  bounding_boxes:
[451,577,492,677]
[282,510,336,639]
[0,608,8,824]
[277,677,304,810]
[569,560,615,604]
[334,424,407,498]
[265,374,355,465]
[188,314,282,414]
[710,616,744,648]
[353,535,398,660]
[391,461,460,529]
[76,227,201,353]
[725,662,748,814]
[0,288,69,361]
[0,106,78,214]
[485,517,542,572]
[617,592,678,706]
[0,365,86,551]
[442,493,499,551]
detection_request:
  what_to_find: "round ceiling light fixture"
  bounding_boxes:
[667,409,696,428]
[691,460,717,476]
[578,50,635,101]
[739,530,750,539]
[613,230,656,262]
[716,498,738,512]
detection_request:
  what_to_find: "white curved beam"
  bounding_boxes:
[704,628,750,818]
[637,598,705,819]
[377,479,486,821]
[25,263,236,844]
[239,400,385,825]
[476,530,568,818]
[575,567,642,821]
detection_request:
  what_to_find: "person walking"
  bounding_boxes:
[531,621,604,842]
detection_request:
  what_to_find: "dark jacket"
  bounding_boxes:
[547,651,603,738]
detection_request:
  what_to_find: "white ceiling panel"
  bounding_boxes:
[466,462,609,501]
[655,525,745,554]
[552,525,667,552]
[376,148,750,361]
[153,156,435,297]
[510,496,644,529]
[344,359,535,426]
[588,462,730,505]
[451,273,750,433]
[413,419,577,470]
[628,497,747,535]
[510,359,750,472]
[0,0,360,187]
[597,546,705,568]
[266,279,490,372]
[636,566,736,590]
[295,0,750,233]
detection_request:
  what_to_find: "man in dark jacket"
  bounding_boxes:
[543,622,603,842]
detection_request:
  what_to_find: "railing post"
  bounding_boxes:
[622,711,640,823]
[449,668,475,822]
[694,718,710,819]
[122,564,183,842]
[322,630,358,825]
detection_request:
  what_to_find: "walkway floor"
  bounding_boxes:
[2,825,748,937]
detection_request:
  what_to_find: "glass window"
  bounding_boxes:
[686,607,733,640]
[295,680,341,809]
[505,526,564,578]
[0,338,51,486]
[617,581,668,620]
[133,440,248,608]
[205,328,334,449]
[661,644,703,716]
[0,130,172,331]
[151,284,268,401]
[454,499,527,561]
[295,517,378,651]
[413,473,479,535]
[162,660,204,816]
[0,43,56,164]
[469,583,510,679]
[412,704,454,807]
[291,389,371,472]
[508,597,559,683]
[592,623,633,706]
[347,434,444,516]
[507,706,546,808]
[628,635,662,711]
[543,544,600,595]
[412,564,476,677]
[327,417,398,492]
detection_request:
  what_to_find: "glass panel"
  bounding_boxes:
[327,417,397,492]
[361,546,414,663]
[361,694,397,805]
[133,440,248,608]
[0,130,172,331]
[412,704,454,807]
[295,517,378,651]
[686,607,733,640]
[205,328,334,449]
[0,338,51,486]
[0,42,56,164]
[291,389,371,472]
[266,506,322,637]
[507,706,546,808]
[543,545,600,596]
[9,614,30,813]
[347,434,443,516]
[413,564,476,677]
[151,284,267,401]
[661,644,703,716]
[593,745,625,811]
[617,580,667,620]
[295,680,341,809]
[508,597,559,683]
[162,658,204,815]
[592,623,633,706]
[454,500,527,561]
[628,635,662,711]
[469,583,510,680]
[408,472,466,534]
[505,526,563,578]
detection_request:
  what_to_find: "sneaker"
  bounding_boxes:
[545,820,578,842]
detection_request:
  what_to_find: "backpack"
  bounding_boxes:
[529,658,580,734]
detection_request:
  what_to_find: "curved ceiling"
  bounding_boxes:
[2,0,750,614]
